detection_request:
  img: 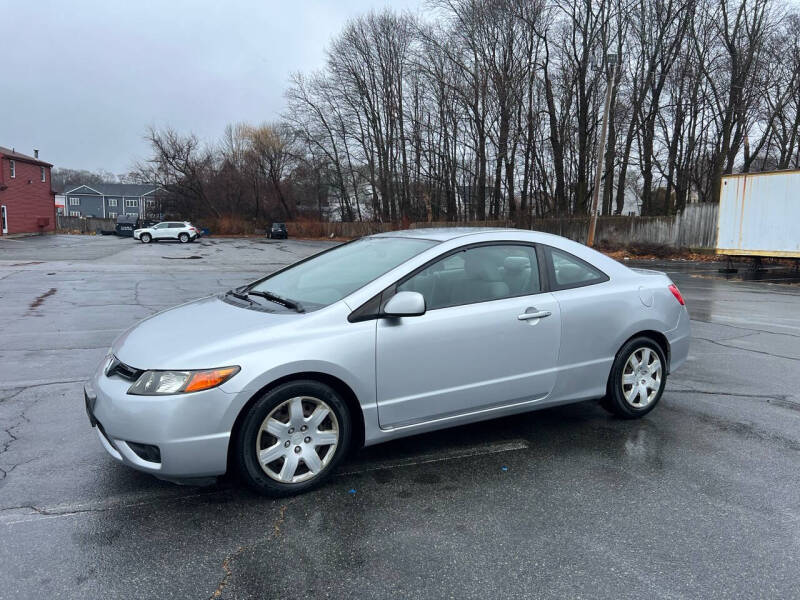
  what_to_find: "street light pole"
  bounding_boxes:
[587,56,618,247]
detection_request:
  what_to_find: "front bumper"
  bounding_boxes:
[85,367,236,479]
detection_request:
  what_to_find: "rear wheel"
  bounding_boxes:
[179,232,190,243]
[140,233,152,243]
[601,337,666,419]
[236,380,351,496]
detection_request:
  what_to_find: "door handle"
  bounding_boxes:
[518,310,552,321]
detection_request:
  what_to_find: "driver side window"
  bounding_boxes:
[397,244,540,310]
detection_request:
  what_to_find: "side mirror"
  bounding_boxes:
[383,291,426,317]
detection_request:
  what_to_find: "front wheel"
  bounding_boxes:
[601,337,667,419]
[140,233,152,243]
[236,380,351,496]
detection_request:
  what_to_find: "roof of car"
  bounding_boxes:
[371,227,522,242]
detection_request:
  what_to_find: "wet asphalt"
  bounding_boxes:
[1,235,799,599]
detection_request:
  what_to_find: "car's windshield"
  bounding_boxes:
[249,237,437,311]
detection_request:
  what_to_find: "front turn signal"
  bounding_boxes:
[183,367,241,393]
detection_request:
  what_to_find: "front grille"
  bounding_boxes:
[106,356,143,381]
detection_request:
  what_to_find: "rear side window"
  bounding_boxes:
[547,247,608,289]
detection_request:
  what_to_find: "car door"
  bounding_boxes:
[375,243,561,429]
[150,223,168,239]
[167,222,183,239]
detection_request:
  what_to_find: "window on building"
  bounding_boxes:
[108,198,118,207]
[69,197,80,206]
[146,199,155,206]
[125,199,138,208]
[40,167,46,182]
[9,160,15,178]
[69,210,80,217]
[108,211,117,218]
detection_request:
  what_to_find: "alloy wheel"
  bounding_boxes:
[621,347,662,408]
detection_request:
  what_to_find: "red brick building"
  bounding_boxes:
[0,146,55,235]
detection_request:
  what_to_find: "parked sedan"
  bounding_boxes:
[134,221,199,243]
[85,228,690,496]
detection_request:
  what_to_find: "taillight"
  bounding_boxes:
[668,284,685,306]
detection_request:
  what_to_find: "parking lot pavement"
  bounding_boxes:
[1,236,799,599]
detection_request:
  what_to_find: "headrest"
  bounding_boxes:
[465,253,503,281]
[503,256,530,273]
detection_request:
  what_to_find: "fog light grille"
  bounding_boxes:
[126,442,161,463]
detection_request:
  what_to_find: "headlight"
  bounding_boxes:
[128,366,240,395]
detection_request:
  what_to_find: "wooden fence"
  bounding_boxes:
[408,203,719,249]
[286,203,718,248]
[57,215,116,233]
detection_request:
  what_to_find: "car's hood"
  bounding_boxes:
[112,295,304,370]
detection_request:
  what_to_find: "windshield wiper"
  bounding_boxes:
[247,290,305,313]
[225,288,255,305]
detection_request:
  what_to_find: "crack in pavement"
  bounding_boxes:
[0,377,87,392]
[208,501,292,600]
[669,388,800,411]
[0,379,89,480]
[664,402,800,451]
[0,488,234,524]
[690,318,800,340]
[693,336,800,362]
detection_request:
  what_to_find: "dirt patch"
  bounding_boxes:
[29,288,57,310]
[595,241,719,262]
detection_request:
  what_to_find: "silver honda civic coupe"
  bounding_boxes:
[85,228,690,496]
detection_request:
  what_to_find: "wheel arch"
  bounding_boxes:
[619,329,670,373]
[226,371,365,472]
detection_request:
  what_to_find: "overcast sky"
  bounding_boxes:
[2,0,424,174]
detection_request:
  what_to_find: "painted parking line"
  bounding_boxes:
[336,438,529,476]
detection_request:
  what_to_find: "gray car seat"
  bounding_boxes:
[450,252,509,305]
[503,256,534,295]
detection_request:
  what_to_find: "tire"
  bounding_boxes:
[179,233,190,243]
[140,233,152,244]
[601,336,667,419]
[236,380,351,497]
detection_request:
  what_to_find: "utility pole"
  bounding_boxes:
[587,54,618,247]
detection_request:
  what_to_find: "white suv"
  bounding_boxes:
[134,221,199,244]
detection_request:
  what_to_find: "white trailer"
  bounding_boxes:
[717,170,800,259]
